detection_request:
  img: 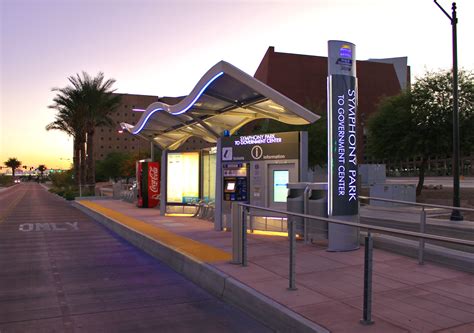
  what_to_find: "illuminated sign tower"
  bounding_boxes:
[327,40,359,251]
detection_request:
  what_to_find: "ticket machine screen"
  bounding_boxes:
[223,163,248,202]
[226,181,236,191]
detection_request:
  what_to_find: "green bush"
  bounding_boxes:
[48,169,78,200]
[63,190,77,201]
[0,175,13,187]
[50,169,74,188]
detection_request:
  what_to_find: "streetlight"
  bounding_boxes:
[433,1,463,221]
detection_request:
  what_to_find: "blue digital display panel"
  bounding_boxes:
[273,170,289,203]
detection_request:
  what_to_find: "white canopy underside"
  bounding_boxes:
[121,61,319,150]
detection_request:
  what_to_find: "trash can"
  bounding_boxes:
[287,183,308,235]
[305,182,328,241]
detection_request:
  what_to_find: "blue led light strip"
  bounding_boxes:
[131,71,224,134]
[171,71,224,115]
[132,108,163,134]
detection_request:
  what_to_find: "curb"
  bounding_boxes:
[73,201,329,333]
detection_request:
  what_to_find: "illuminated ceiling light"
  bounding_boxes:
[132,108,146,112]
[268,104,284,111]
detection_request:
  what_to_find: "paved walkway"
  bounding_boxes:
[77,199,474,333]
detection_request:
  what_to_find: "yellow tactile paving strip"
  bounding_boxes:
[79,200,231,263]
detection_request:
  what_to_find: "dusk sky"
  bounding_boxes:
[1,0,473,171]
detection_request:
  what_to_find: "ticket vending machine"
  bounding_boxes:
[223,163,249,202]
[136,161,160,208]
[218,131,307,231]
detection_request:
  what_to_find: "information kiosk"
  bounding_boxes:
[218,131,308,230]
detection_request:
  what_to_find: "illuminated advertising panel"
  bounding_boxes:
[167,152,199,203]
[273,170,289,203]
[221,132,299,162]
[202,150,216,202]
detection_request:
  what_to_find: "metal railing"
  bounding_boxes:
[359,196,474,264]
[231,202,474,325]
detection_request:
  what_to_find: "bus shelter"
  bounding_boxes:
[120,61,319,230]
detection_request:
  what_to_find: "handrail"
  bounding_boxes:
[359,195,474,213]
[238,203,474,246]
[233,201,473,327]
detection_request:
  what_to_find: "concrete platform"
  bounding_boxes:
[75,198,474,333]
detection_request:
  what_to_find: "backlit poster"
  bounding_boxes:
[167,152,199,203]
[273,170,289,203]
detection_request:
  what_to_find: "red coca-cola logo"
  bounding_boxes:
[149,166,159,193]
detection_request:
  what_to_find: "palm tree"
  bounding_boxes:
[74,72,121,192]
[4,158,21,177]
[37,165,47,180]
[48,72,121,194]
[46,96,87,187]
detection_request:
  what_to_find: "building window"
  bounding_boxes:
[116,146,120,149]
[100,146,103,149]
[100,137,104,141]
[108,146,112,149]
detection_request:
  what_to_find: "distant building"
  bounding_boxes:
[93,94,158,161]
[253,46,410,163]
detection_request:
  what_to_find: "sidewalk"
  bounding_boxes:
[75,199,474,333]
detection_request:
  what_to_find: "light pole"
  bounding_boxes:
[434,1,463,221]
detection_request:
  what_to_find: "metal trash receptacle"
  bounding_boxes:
[287,183,307,235]
[305,182,328,241]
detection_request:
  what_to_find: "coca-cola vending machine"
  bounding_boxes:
[136,161,160,208]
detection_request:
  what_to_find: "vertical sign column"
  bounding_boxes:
[327,40,359,251]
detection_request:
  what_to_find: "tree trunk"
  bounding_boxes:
[73,138,80,187]
[416,156,428,196]
[86,130,95,194]
[80,141,87,193]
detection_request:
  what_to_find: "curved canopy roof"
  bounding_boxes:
[121,61,319,150]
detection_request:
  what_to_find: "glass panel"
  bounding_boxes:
[273,170,289,203]
[167,152,200,203]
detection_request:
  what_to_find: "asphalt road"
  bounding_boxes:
[0,183,271,332]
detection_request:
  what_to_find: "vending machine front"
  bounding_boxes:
[136,161,160,208]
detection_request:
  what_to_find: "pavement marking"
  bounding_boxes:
[18,222,79,232]
[78,200,231,263]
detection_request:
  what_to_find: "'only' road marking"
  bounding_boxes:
[19,222,79,232]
